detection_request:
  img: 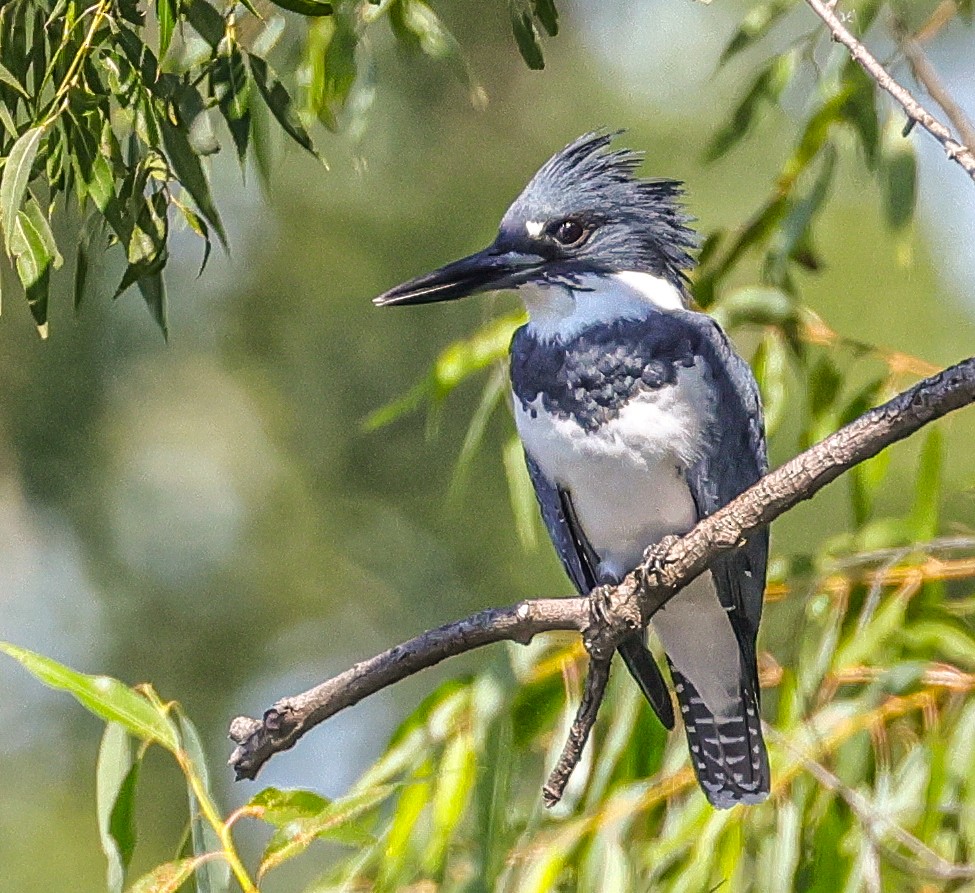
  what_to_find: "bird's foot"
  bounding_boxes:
[641,535,681,582]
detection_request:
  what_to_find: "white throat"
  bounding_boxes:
[519,271,686,341]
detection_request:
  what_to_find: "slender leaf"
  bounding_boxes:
[509,4,544,70]
[532,0,559,36]
[127,858,200,893]
[1,125,45,252]
[176,711,230,893]
[267,0,334,15]
[259,786,393,876]
[0,642,179,750]
[159,119,227,247]
[248,54,319,159]
[156,0,176,57]
[97,724,139,893]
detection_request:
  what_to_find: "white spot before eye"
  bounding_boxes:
[526,220,544,238]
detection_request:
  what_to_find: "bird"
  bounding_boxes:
[373,131,770,808]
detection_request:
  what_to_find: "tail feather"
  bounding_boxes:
[618,636,675,730]
[669,664,769,808]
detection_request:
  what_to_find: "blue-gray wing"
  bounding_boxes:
[523,451,676,729]
[680,312,769,669]
[523,452,597,595]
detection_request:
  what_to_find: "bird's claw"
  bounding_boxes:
[642,535,680,581]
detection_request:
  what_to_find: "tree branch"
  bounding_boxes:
[896,23,975,154]
[804,0,975,182]
[229,357,975,792]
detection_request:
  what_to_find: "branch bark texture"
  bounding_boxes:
[804,0,975,182]
[230,357,975,786]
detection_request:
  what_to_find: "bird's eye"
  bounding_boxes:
[552,218,587,247]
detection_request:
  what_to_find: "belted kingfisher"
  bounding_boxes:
[374,131,770,808]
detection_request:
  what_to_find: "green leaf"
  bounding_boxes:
[531,0,559,35]
[10,207,53,334]
[502,435,537,550]
[712,285,796,331]
[259,785,393,876]
[307,13,359,130]
[719,0,791,65]
[268,0,334,15]
[97,724,140,893]
[136,269,169,339]
[176,711,230,893]
[126,858,199,893]
[910,425,942,540]
[841,62,880,169]
[0,61,29,98]
[705,52,795,161]
[185,0,225,47]
[248,54,320,160]
[0,642,180,750]
[423,731,477,873]
[389,0,457,60]
[22,196,62,269]
[433,310,525,397]
[213,43,251,163]
[156,0,177,57]
[510,4,544,70]
[881,131,917,231]
[752,331,789,436]
[247,787,331,827]
[160,119,227,247]
[1,125,45,253]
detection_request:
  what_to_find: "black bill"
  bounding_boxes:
[373,245,542,307]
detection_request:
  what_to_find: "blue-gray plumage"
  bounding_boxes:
[374,131,770,808]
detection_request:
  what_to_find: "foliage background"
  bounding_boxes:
[0,0,974,890]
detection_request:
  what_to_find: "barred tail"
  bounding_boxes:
[669,664,769,808]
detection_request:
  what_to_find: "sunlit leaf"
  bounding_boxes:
[156,0,176,57]
[126,858,200,893]
[423,731,477,873]
[176,710,230,893]
[248,787,331,827]
[307,13,358,130]
[259,786,393,876]
[502,435,537,550]
[0,642,180,750]
[97,724,140,893]
[910,426,942,540]
[0,124,45,252]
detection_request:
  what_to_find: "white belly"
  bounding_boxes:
[512,360,714,580]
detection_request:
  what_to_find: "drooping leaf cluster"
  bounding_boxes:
[0,0,483,337]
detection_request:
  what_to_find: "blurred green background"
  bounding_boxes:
[0,1,973,890]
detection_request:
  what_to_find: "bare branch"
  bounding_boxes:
[804,0,975,182]
[897,23,975,153]
[229,357,975,787]
[542,657,612,807]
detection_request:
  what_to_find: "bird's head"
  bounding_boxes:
[373,131,697,313]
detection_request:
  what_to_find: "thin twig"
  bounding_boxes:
[229,357,975,787]
[543,657,612,806]
[804,0,975,182]
[897,24,975,153]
